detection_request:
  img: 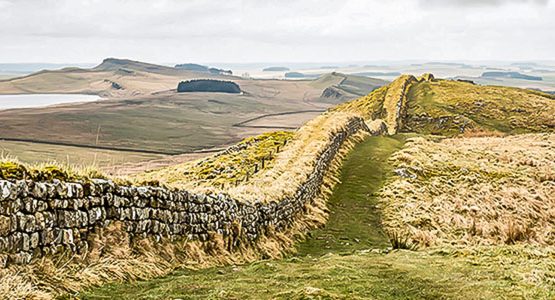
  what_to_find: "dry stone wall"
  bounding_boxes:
[0,117,369,267]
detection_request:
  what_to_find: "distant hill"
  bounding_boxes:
[175,63,232,75]
[174,63,210,72]
[263,67,290,72]
[481,71,542,81]
[285,72,305,78]
[0,57,240,97]
[93,58,178,74]
[314,72,388,101]
[353,71,401,77]
[424,62,473,68]
[177,79,241,93]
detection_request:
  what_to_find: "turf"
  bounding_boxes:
[79,135,555,299]
[404,80,555,135]
[296,135,406,255]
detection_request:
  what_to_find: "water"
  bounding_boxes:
[0,94,101,110]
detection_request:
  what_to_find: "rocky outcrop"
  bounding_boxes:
[321,86,346,99]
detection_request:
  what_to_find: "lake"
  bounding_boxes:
[0,94,101,110]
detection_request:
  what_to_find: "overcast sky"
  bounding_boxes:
[0,0,553,64]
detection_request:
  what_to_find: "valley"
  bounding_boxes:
[0,59,386,169]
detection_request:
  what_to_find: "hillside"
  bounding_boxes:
[0,58,357,157]
[336,73,555,136]
[0,58,234,97]
[93,58,178,74]
[2,74,555,299]
[313,72,388,101]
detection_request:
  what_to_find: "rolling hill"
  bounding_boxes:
[0,58,387,166]
[313,72,388,101]
[2,73,555,299]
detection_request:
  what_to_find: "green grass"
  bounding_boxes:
[404,80,555,135]
[79,135,555,299]
[132,131,293,189]
[77,247,555,300]
[297,135,406,256]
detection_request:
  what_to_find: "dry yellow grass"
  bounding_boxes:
[7,73,553,298]
[0,123,364,300]
[380,133,555,247]
[404,79,555,135]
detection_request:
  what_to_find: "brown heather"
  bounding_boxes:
[380,133,555,247]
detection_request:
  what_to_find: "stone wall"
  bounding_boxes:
[383,75,417,135]
[0,117,369,267]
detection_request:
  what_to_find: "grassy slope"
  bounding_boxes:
[131,131,293,189]
[80,135,554,299]
[380,133,555,247]
[404,80,555,135]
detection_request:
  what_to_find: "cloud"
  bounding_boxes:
[0,0,553,63]
[421,0,549,7]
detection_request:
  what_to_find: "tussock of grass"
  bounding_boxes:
[0,157,105,182]
[380,133,555,247]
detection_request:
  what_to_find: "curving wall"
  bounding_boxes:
[0,117,369,267]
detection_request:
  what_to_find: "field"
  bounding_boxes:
[82,135,555,299]
[2,72,555,299]
[0,140,164,169]
[0,82,326,154]
[0,59,388,164]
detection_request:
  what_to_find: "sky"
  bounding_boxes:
[0,0,554,64]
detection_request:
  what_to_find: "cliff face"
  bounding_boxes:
[321,86,345,99]
[177,79,241,93]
